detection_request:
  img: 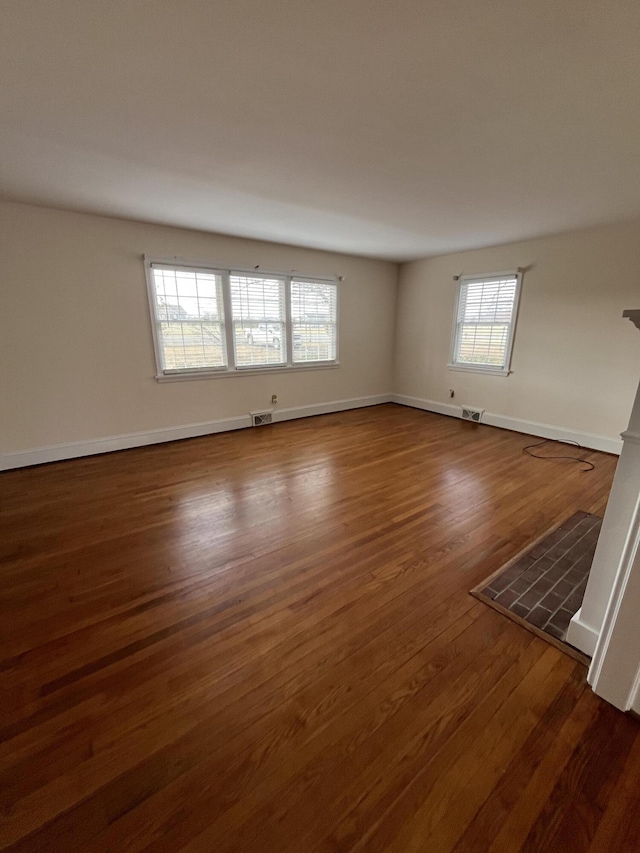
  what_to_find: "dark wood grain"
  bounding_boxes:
[0,403,636,852]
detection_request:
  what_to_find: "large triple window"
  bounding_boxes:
[146,260,338,378]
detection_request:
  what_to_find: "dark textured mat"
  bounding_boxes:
[471,511,601,664]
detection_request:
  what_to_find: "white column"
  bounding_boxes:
[566,310,640,709]
[589,504,640,710]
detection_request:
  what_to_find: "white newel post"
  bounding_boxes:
[566,310,640,710]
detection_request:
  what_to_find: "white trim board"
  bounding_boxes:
[391,395,461,419]
[586,480,640,710]
[565,608,600,658]
[0,395,392,471]
[391,394,622,455]
[272,397,389,423]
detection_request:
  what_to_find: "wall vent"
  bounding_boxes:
[460,406,484,423]
[251,411,273,427]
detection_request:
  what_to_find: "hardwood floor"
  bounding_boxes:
[1,403,638,852]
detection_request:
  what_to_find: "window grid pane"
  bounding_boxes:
[454,277,517,368]
[230,275,286,367]
[153,269,226,370]
[291,280,338,363]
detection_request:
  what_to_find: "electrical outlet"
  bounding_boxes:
[271,394,278,405]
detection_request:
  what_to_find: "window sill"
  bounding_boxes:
[156,362,340,382]
[447,363,511,377]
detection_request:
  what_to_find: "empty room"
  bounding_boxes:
[2,1,640,851]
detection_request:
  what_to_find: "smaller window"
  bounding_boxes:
[449,271,522,375]
[291,279,338,364]
[151,266,227,372]
[231,274,287,368]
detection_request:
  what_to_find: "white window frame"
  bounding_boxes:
[448,270,522,376]
[144,256,340,380]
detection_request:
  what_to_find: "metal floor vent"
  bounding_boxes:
[461,406,484,423]
[251,411,273,427]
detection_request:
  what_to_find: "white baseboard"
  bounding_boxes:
[566,608,599,657]
[391,394,460,419]
[2,392,620,471]
[273,394,391,424]
[482,412,622,455]
[391,394,622,455]
[0,394,392,471]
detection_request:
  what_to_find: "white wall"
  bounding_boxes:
[0,202,397,462]
[394,220,640,448]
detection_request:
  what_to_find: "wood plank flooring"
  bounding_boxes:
[0,403,638,852]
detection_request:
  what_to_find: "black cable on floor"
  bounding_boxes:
[522,438,595,472]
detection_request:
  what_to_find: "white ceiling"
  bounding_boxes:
[2,0,640,261]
